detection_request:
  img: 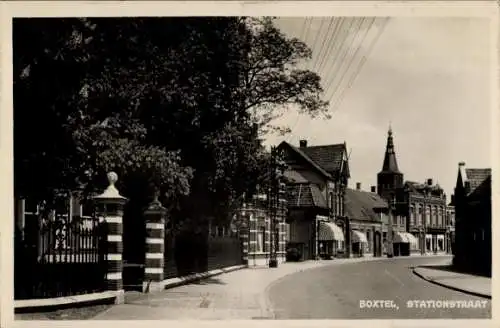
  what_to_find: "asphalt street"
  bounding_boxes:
[267,256,491,319]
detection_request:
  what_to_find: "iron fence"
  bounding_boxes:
[14,205,108,300]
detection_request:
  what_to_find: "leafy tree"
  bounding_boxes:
[13,18,193,209]
[13,17,329,228]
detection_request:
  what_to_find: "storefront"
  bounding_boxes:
[351,230,368,257]
[317,217,345,259]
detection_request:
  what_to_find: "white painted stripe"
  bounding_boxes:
[146,222,164,230]
[106,254,122,261]
[107,272,122,280]
[106,216,123,224]
[249,229,258,233]
[146,253,163,259]
[250,241,257,244]
[108,235,122,242]
[145,267,163,274]
[146,238,164,244]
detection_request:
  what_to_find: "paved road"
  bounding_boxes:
[267,256,491,319]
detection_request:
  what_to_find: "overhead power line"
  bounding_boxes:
[328,17,376,107]
[329,17,389,116]
[318,17,359,97]
[323,17,365,101]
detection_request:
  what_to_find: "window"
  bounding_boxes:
[433,206,438,226]
[410,205,415,226]
[392,215,397,225]
[257,227,265,252]
[382,232,387,242]
[329,192,334,212]
[425,206,431,225]
[417,205,423,226]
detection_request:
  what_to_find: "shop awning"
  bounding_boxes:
[405,233,419,245]
[352,230,368,244]
[318,221,344,241]
[393,232,409,243]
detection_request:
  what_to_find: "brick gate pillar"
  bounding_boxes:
[94,171,127,304]
[143,193,167,291]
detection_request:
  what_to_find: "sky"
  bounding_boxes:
[264,17,492,199]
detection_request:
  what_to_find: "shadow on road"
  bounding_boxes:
[191,277,226,285]
[418,264,490,278]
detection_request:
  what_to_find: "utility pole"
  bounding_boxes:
[268,146,278,268]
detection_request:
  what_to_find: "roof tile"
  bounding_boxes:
[345,188,388,222]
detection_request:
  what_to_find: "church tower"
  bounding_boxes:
[377,125,404,202]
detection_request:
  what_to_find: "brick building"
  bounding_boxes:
[453,162,491,276]
[233,192,288,267]
[403,180,449,254]
[278,139,350,260]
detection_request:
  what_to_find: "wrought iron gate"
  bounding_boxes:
[14,199,107,300]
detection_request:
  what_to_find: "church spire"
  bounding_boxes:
[381,124,400,173]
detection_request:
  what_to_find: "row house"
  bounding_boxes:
[344,184,389,257]
[453,162,491,276]
[402,180,449,254]
[279,139,350,260]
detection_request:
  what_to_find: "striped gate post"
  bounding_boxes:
[239,202,249,266]
[144,195,166,287]
[94,172,127,304]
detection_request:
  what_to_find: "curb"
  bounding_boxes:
[14,290,120,313]
[144,264,247,293]
[412,268,491,299]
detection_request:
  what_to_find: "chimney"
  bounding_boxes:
[356,182,361,191]
[427,178,433,186]
[299,140,307,148]
[371,186,376,193]
[451,194,455,204]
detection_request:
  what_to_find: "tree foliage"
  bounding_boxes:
[14,17,328,224]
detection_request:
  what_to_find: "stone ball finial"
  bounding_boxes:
[107,171,118,186]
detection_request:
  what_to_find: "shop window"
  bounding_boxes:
[257,227,265,252]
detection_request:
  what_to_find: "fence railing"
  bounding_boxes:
[14,206,108,300]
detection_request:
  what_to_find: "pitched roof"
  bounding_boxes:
[345,188,388,222]
[279,141,332,179]
[404,180,444,197]
[465,168,491,195]
[300,144,346,175]
[287,183,327,208]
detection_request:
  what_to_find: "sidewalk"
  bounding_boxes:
[92,256,400,320]
[413,266,491,299]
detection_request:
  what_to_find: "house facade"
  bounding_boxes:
[279,139,350,260]
[453,162,491,276]
[402,179,449,255]
[446,197,455,254]
[344,184,388,257]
